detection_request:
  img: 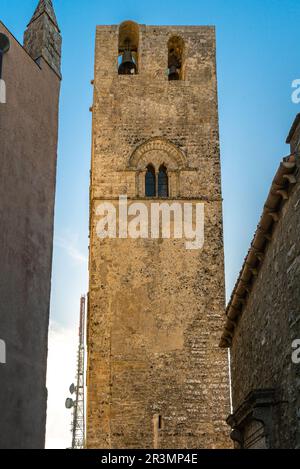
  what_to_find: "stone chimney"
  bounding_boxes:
[23,0,62,78]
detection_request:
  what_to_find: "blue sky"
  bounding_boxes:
[1,0,300,447]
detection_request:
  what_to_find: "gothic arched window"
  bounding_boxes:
[145,165,156,197]
[158,165,169,197]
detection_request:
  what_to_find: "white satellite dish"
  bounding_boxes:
[65,398,74,409]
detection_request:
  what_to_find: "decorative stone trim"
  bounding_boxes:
[227,389,277,449]
[128,137,188,170]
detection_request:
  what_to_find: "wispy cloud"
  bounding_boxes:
[55,234,87,265]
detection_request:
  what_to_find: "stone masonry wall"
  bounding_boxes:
[0,21,60,449]
[230,156,300,448]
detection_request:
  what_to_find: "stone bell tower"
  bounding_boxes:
[87,21,230,449]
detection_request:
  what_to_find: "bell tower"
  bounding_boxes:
[87,21,230,449]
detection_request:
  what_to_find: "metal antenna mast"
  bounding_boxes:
[65,295,86,449]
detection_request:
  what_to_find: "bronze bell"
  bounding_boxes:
[168,55,180,80]
[168,65,179,81]
[118,49,137,75]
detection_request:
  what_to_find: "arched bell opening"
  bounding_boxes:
[168,36,184,81]
[118,21,139,75]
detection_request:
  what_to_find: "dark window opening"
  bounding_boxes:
[168,36,184,81]
[158,165,169,197]
[145,165,156,197]
[158,415,163,430]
